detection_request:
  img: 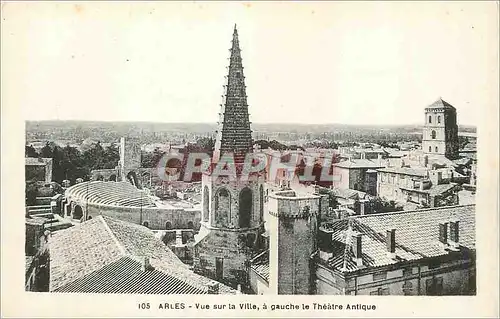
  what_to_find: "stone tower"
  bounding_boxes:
[267,190,319,295]
[422,98,459,159]
[119,137,142,188]
[193,25,265,287]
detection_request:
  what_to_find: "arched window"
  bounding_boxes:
[187,221,194,229]
[437,116,441,124]
[203,186,210,222]
[143,221,149,228]
[259,185,264,223]
[428,115,432,123]
[73,205,83,220]
[109,174,117,182]
[215,188,231,226]
[429,146,432,152]
[435,146,438,153]
[165,221,172,230]
[431,130,436,139]
[96,175,104,181]
[239,187,252,228]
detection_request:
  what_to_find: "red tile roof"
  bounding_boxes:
[320,204,475,273]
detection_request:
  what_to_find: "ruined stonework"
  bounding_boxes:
[267,190,320,295]
[119,137,142,187]
[422,98,460,159]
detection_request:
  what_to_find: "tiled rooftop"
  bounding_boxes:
[250,250,269,283]
[426,98,456,110]
[335,159,385,169]
[377,166,428,177]
[320,204,475,273]
[50,215,236,294]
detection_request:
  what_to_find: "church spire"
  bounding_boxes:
[213,25,253,165]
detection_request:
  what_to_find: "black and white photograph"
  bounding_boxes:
[1,1,498,318]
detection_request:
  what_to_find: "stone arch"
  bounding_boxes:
[187,221,194,229]
[431,130,436,139]
[203,186,209,222]
[215,187,231,226]
[73,205,83,220]
[165,221,172,230]
[239,187,252,228]
[143,221,149,228]
[259,185,264,223]
[109,174,117,182]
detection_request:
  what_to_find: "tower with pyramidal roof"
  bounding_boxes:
[422,97,459,159]
[193,25,266,288]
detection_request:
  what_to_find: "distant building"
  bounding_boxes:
[333,157,385,195]
[422,98,459,159]
[315,205,476,295]
[377,166,459,208]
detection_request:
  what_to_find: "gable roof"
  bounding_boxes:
[49,215,236,294]
[320,204,475,273]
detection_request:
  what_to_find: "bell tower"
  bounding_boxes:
[193,25,266,288]
[422,98,459,159]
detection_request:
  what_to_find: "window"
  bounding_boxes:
[431,130,436,139]
[437,116,441,124]
[373,272,387,281]
[429,146,432,152]
[239,187,252,228]
[429,115,432,123]
[435,146,438,153]
[403,268,413,277]
[165,221,172,230]
[426,277,444,295]
[143,221,149,228]
[402,281,413,295]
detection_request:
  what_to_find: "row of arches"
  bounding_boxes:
[202,185,265,228]
[428,115,442,124]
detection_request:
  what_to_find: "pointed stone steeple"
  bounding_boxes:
[213,25,253,165]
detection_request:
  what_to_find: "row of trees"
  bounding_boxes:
[25,142,120,184]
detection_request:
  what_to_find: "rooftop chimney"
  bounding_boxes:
[141,256,152,272]
[439,223,448,245]
[386,229,396,259]
[449,220,460,249]
[352,234,363,267]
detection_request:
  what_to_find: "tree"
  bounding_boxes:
[25,145,39,158]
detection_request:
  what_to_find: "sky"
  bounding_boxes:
[2,1,498,126]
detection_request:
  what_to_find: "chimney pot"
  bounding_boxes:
[449,221,460,247]
[141,256,152,271]
[386,229,396,259]
[439,223,448,244]
[352,234,363,266]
